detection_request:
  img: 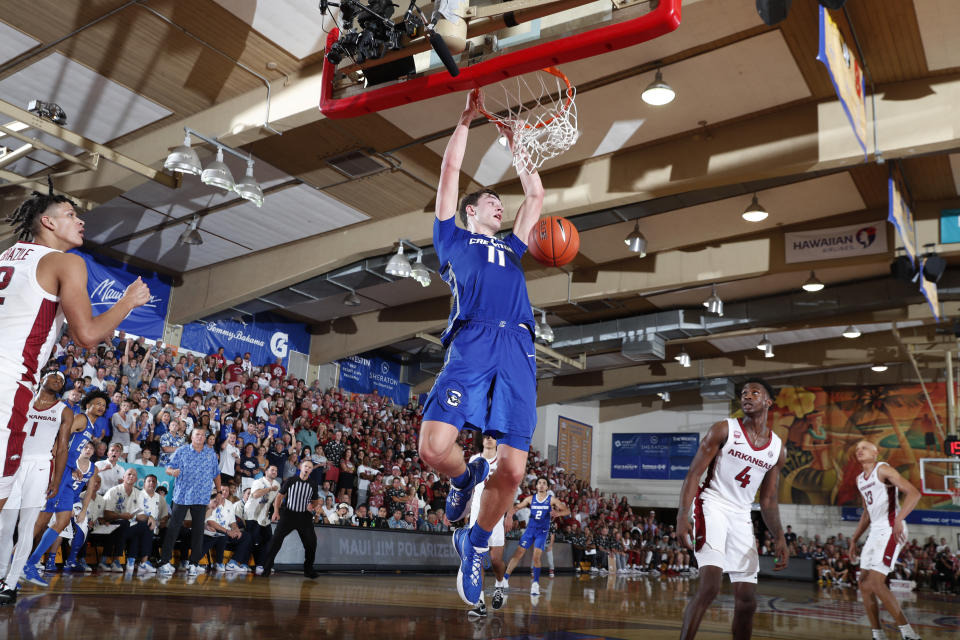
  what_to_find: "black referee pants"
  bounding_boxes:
[261,509,317,575]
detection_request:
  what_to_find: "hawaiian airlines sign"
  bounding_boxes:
[784,221,887,264]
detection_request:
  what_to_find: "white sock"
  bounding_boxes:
[871,630,883,640]
[0,508,18,577]
[898,624,915,637]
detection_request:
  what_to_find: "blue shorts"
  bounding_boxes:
[44,485,79,514]
[423,320,537,451]
[519,526,549,550]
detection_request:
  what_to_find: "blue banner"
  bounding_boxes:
[337,353,410,405]
[611,433,698,480]
[842,506,960,527]
[180,314,310,369]
[72,250,171,341]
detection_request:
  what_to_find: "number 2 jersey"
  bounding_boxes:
[433,216,534,347]
[698,418,782,513]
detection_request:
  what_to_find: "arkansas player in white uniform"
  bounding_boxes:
[0,191,150,511]
[677,379,787,640]
[0,370,73,602]
[849,440,922,640]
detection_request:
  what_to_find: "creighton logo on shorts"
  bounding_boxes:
[446,389,463,407]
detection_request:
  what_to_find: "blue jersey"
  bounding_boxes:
[528,493,552,532]
[67,415,95,470]
[433,216,534,347]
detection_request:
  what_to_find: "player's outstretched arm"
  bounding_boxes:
[758,446,788,570]
[552,498,571,518]
[499,124,545,243]
[677,420,727,550]
[878,464,921,543]
[53,253,151,348]
[436,92,481,222]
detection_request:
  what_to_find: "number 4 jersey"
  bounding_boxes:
[698,418,782,513]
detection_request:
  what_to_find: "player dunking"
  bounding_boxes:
[677,378,788,640]
[417,91,544,606]
[848,440,922,640]
[0,190,150,512]
[503,476,569,597]
[0,371,73,604]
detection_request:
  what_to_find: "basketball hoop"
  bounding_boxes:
[473,67,579,175]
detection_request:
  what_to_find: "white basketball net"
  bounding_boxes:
[951,487,960,507]
[478,68,579,175]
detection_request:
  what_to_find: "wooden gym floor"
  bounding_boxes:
[0,571,957,639]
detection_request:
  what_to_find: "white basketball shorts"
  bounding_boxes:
[860,526,904,575]
[693,497,758,583]
[1,457,51,509]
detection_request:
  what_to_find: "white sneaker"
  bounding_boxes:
[214,563,226,573]
[125,559,136,573]
[530,581,540,595]
[138,561,157,574]
[158,563,176,577]
[255,566,264,576]
[187,564,202,577]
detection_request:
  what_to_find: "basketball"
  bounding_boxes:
[527,216,580,267]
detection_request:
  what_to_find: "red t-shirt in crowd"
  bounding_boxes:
[242,388,262,408]
[225,363,245,383]
[269,364,286,380]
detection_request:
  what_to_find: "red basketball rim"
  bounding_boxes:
[473,67,574,131]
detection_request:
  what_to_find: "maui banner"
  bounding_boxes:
[72,249,171,341]
[784,221,887,264]
[611,433,698,480]
[817,5,868,159]
[739,384,956,514]
[337,353,410,405]
[180,313,310,369]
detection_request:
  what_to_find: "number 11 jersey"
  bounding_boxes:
[698,418,782,513]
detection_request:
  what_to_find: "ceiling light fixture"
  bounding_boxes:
[763,343,775,358]
[178,216,203,246]
[201,147,235,191]
[532,307,554,343]
[802,270,825,292]
[164,132,202,176]
[624,221,647,256]
[385,244,412,277]
[842,325,861,339]
[658,391,671,402]
[343,290,362,306]
[871,364,888,372]
[741,194,769,222]
[410,251,431,287]
[675,351,691,367]
[641,68,675,106]
[703,284,723,316]
[234,157,264,207]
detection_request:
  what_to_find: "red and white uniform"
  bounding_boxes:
[468,452,504,547]
[856,461,904,574]
[1,398,65,508]
[693,418,782,583]
[0,243,65,480]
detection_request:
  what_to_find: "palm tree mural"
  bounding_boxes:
[834,386,924,467]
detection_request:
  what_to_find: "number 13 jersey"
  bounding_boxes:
[698,418,782,513]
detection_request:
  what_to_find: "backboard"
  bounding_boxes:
[319,0,681,118]
[919,457,960,507]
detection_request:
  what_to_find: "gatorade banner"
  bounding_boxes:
[180,314,310,368]
[73,249,171,341]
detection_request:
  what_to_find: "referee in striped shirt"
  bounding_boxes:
[261,459,321,578]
